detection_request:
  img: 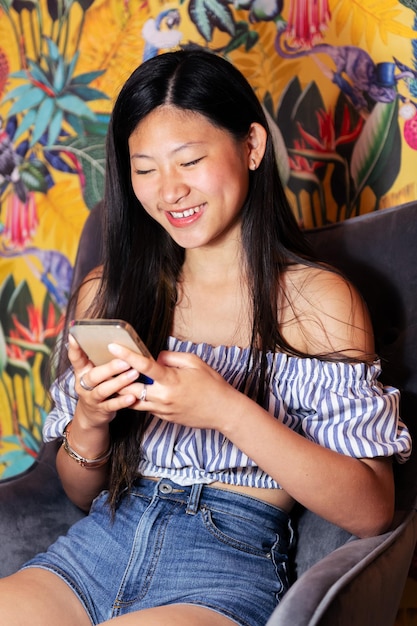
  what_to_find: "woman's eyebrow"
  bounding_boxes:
[130,141,206,160]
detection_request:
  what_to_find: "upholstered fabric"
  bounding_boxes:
[268,510,417,626]
[0,442,84,577]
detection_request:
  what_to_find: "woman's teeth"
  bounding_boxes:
[170,206,201,218]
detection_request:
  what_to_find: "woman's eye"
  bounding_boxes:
[182,157,204,167]
[135,168,154,175]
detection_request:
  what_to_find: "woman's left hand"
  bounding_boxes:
[107,343,238,431]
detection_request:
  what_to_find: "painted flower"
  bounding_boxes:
[10,303,64,346]
[288,138,325,173]
[296,107,364,153]
[0,47,9,99]
[286,0,331,47]
[3,191,38,247]
[6,331,35,362]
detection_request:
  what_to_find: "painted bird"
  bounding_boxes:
[142,9,182,61]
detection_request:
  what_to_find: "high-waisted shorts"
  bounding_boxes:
[23,478,293,626]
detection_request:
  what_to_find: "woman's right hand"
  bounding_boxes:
[68,333,140,429]
[55,334,142,511]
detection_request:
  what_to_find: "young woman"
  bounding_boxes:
[0,49,410,626]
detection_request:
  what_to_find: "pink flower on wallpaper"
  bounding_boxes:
[0,48,9,99]
[3,191,38,247]
[286,0,331,47]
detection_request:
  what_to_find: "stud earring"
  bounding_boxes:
[250,158,257,171]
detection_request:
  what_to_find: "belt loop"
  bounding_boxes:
[186,483,204,515]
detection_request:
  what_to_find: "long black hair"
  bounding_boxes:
[66,50,326,508]
[100,49,313,349]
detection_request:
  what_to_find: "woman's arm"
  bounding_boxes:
[219,271,394,537]
[55,269,140,510]
[219,393,394,538]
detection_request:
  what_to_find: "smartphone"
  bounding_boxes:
[69,319,153,383]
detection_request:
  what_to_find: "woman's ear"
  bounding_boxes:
[247,122,267,170]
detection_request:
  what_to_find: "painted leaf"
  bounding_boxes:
[0,275,16,334]
[5,354,33,378]
[20,159,49,193]
[263,106,290,185]
[31,97,55,146]
[0,446,36,479]
[276,77,302,146]
[83,113,111,137]
[48,108,64,146]
[351,100,399,202]
[73,70,105,84]
[62,133,106,209]
[56,94,97,120]
[7,280,32,327]
[0,0,13,11]
[221,21,259,54]
[27,59,54,91]
[44,36,61,62]
[0,323,7,375]
[7,86,46,116]
[291,82,326,137]
[65,112,86,136]
[188,0,235,41]
[53,56,66,93]
[366,105,401,200]
[12,108,37,142]
[68,85,109,102]
[16,424,41,452]
[1,82,33,103]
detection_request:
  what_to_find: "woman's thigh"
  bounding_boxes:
[0,569,92,626]
[102,604,238,626]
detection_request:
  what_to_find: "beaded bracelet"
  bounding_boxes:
[62,421,112,469]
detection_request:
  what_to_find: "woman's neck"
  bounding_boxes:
[173,247,252,348]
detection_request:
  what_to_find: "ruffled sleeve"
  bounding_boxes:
[43,368,77,441]
[274,357,411,464]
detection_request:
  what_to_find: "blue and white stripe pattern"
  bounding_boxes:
[44,336,412,489]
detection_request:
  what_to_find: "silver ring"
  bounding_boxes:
[79,374,95,392]
[139,385,147,402]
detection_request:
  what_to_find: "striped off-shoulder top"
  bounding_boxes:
[44,336,412,489]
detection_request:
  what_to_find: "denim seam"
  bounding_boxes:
[112,501,182,614]
[200,506,273,558]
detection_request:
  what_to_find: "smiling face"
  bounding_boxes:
[128,105,266,251]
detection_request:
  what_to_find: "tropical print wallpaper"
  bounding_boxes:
[0,0,417,480]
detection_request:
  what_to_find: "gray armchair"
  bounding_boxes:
[1,201,416,626]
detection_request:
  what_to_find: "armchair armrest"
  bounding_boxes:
[267,509,417,626]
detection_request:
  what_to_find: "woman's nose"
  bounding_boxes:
[160,173,190,205]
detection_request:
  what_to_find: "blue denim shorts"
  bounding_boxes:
[23,478,293,626]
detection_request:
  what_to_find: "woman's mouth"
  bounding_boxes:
[166,204,204,226]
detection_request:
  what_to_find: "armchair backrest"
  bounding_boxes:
[305,202,417,512]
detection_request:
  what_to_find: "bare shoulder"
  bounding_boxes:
[280,264,375,358]
[74,265,103,318]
